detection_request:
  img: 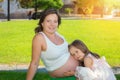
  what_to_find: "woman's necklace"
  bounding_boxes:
[46,33,62,45]
[54,34,60,45]
[54,34,63,45]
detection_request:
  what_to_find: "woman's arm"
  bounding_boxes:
[84,57,93,69]
[63,70,75,76]
[26,34,44,80]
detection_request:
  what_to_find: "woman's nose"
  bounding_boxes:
[50,21,55,25]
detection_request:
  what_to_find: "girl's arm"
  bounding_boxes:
[84,57,93,69]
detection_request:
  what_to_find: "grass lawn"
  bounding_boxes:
[0,19,120,66]
[0,71,50,80]
[0,19,120,79]
[0,71,119,80]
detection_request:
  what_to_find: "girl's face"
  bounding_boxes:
[69,46,85,61]
[42,14,58,34]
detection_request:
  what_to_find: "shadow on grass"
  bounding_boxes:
[0,68,120,80]
[0,67,50,80]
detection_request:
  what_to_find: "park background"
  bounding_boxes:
[0,0,120,80]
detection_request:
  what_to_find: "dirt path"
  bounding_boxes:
[0,64,120,74]
[0,64,47,72]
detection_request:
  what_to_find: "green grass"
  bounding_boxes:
[0,71,119,80]
[59,19,120,66]
[0,19,120,67]
[0,20,37,64]
[0,71,50,80]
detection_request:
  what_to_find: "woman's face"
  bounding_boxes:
[69,46,85,61]
[42,14,58,33]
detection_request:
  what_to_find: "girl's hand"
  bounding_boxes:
[63,70,75,76]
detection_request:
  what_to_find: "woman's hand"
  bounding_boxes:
[63,70,75,76]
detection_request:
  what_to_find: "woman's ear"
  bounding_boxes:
[41,23,43,26]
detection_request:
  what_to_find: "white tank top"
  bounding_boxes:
[40,32,70,72]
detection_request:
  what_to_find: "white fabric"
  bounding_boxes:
[75,54,116,80]
[75,67,97,80]
[40,32,70,72]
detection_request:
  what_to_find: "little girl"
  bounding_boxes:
[68,39,116,80]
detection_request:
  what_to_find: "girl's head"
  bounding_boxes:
[35,8,61,33]
[68,40,100,60]
[68,40,90,61]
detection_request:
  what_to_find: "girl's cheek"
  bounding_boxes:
[74,56,78,60]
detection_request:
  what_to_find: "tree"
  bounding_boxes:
[74,0,95,16]
[36,0,63,10]
[94,0,105,17]
[105,0,120,9]
[74,0,105,17]
[18,0,63,10]
[19,0,33,8]
[0,0,3,2]
[65,8,73,15]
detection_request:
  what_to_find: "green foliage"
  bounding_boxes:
[65,8,73,15]
[0,0,3,2]
[18,0,63,9]
[116,74,120,80]
[36,0,63,9]
[19,0,33,8]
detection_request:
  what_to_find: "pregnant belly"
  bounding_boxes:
[49,55,79,77]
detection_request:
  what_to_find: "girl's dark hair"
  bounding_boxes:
[68,40,100,59]
[34,8,61,33]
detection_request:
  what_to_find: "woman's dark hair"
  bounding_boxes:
[34,8,61,33]
[68,40,100,59]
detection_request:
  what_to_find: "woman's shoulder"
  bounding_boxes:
[32,32,45,42]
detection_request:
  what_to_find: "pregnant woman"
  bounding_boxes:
[26,8,79,80]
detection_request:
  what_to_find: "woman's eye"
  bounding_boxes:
[54,21,58,23]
